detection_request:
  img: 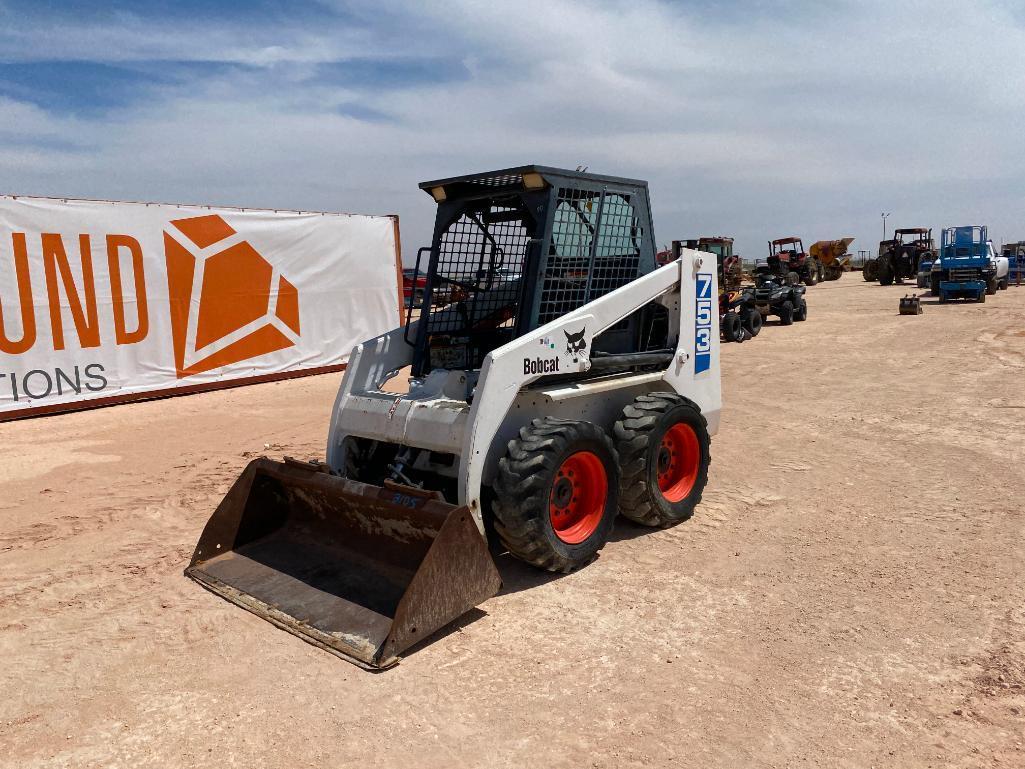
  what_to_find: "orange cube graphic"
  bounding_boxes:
[164,214,300,378]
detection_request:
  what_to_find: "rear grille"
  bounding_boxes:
[948,268,981,282]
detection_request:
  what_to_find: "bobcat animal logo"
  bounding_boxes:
[163,214,300,379]
[564,327,587,359]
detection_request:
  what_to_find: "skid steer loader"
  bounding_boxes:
[186,166,722,669]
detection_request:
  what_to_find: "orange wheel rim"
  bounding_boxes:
[656,423,700,503]
[548,451,608,544]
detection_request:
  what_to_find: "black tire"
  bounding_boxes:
[999,278,1008,290]
[614,393,710,527]
[803,268,818,287]
[778,300,794,325]
[794,299,808,321]
[930,272,941,296]
[879,262,894,286]
[786,271,801,286]
[978,290,986,303]
[492,418,619,573]
[742,308,762,337]
[721,311,744,342]
[986,278,998,295]
[863,260,878,282]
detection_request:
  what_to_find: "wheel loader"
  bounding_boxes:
[185,166,722,669]
[808,238,854,281]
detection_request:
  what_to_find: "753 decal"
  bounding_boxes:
[694,273,713,374]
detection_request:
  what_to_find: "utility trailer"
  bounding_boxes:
[186,166,722,668]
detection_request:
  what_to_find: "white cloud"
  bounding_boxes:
[1,0,1024,257]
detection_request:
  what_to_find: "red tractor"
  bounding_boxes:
[769,236,819,286]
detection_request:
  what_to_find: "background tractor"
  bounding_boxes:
[769,236,818,285]
[876,228,935,286]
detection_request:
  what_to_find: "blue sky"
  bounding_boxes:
[2,0,1024,259]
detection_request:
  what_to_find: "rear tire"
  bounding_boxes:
[863,260,878,282]
[614,393,710,527]
[794,299,808,321]
[721,311,744,342]
[742,308,762,337]
[492,418,619,573]
[778,300,794,325]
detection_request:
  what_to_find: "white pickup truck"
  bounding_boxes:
[988,241,1010,292]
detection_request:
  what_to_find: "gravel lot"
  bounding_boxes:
[1,278,1023,769]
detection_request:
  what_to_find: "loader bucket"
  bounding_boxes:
[185,457,501,669]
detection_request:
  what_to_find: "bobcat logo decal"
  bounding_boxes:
[564,328,587,361]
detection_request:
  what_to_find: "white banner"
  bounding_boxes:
[0,196,401,418]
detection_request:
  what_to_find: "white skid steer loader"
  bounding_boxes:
[186,166,721,668]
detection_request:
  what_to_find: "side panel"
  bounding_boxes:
[459,251,721,516]
[664,252,722,434]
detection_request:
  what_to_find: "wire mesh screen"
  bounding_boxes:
[538,189,643,326]
[423,207,530,370]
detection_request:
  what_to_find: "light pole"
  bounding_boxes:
[881,212,891,241]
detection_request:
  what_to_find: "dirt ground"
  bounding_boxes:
[1,279,1023,769]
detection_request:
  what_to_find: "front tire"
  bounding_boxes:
[778,300,794,325]
[493,418,619,572]
[794,299,808,321]
[614,393,711,527]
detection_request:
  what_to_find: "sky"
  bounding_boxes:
[1,0,1024,262]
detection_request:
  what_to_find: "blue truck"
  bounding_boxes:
[1003,241,1025,286]
[931,226,992,303]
